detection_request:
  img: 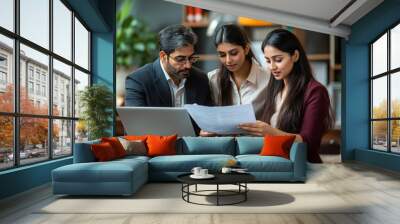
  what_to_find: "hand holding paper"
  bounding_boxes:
[184,104,256,134]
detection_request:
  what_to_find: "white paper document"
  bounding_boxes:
[184,104,256,134]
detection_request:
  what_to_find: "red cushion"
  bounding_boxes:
[101,137,126,158]
[259,135,296,159]
[91,142,118,161]
[146,134,177,157]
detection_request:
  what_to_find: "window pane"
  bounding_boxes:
[53,119,72,158]
[391,120,400,153]
[0,116,13,170]
[372,121,388,151]
[372,33,387,76]
[53,0,72,60]
[391,24,400,70]
[391,72,400,118]
[20,117,49,165]
[20,0,49,49]
[0,0,14,31]
[20,44,49,115]
[74,69,89,118]
[53,59,72,117]
[74,18,89,70]
[0,35,14,112]
[75,120,88,143]
[372,77,387,119]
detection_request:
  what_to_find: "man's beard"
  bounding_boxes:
[166,63,190,81]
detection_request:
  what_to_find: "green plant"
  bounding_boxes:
[116,0,157,68]
[79,84,113,140]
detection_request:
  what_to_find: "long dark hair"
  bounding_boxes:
[214,24,255,105]
[261,29,316,133]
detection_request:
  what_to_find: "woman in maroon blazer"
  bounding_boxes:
[239,29,333,163]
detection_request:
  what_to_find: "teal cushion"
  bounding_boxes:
[73,140,101,163]
[148,154,235,172]
[178,137,235,155]
[236,155,293,172]
[236,137,263,155]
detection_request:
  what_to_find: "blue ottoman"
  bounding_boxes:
[52,158,148,196]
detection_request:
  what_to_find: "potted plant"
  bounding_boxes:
[116,0,157,106]
[79,84,113,140]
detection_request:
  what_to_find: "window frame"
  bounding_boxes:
[370,20,400,154]
[0,0,92,171]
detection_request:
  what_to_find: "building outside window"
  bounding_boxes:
[370,23,400,154]
[41,85,46,97]
[41,73,46,83]
[35,70,40,81]
[28,66,34,80]
[28,81,34,94]
[0,55,7,89]
[0,0,91,170]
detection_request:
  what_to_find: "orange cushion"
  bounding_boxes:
[123,135,148,141]
[146,134,177,157]
[91,142,118,161]
[259,135,296,159]
[101,137,126,158]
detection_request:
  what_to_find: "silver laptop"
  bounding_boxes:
[116,107,196,137]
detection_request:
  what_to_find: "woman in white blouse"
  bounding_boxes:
[208,24,270,119]
[201,24,270,136]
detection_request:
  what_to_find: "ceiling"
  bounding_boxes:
[164,0,384,38]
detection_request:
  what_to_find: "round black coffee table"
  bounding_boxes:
[177,173,255,206]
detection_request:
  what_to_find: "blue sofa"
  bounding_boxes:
[52,137,307,196]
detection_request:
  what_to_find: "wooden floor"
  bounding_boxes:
[1,154,400,224]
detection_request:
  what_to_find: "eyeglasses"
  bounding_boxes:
[168,55,200,64]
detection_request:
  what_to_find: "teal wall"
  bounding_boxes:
[0,0,116,200]
[343,0,400,171]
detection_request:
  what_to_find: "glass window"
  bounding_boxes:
[28,81,34,94]
[371,23,400,154]
[20,0,49,49]
[391,120,400,153]
[53,0,72,60]
[19,117,49,165]
[36,84,40,95]
[0,55,7,67]
[0,71,7,81]
[75,120,88,143]
[372,121,388,151]
[0,35,14,113]
[372,33,387,76]
[391,72,400,118]
[53,119,72,158]
[20,44,49,115]
[0,116,14,170]
[74,17,89,70]
[53,59,72,116]
[391,24,400,70]
[28,67,34,79]
[0,0,14,32]
[35,70,40,80]
[42,85,46,96]
[372,77,387,119]
[0,0,92,170]
[74,69,89,118]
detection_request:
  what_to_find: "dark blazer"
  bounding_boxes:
[299,79,331,163]
[125,59,212,107]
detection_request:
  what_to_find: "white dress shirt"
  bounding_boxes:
[160,61,186,107]
[270,91,287,128]
[208,59,270,119]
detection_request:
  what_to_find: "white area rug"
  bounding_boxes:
[38,183,361,214]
